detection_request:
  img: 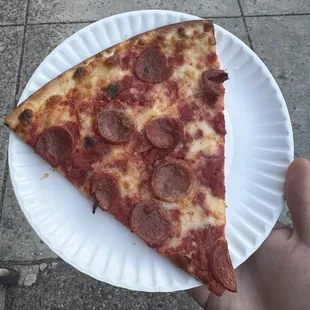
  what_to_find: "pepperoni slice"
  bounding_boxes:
[66,168,88,187]
[213,112,226,135]
[151,161,191,202]
[145,117,183,149]
[202,70,228,83]
[210,239,237,292]
[134,46,172,83]
[96,110,135,144]
[91,173,119,211]
[202,78,220,106]
[198,157,225,199]
[35,126,74,167]
[202,70,228,106]
[194,268,226,296]
[72,150,100,169]
[130,202,171,248]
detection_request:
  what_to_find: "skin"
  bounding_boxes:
[188,158,310,310]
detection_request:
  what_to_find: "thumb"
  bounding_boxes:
[284,158,310,244]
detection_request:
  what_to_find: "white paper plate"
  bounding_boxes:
[8,10,294,292]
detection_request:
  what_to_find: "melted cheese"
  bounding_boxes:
[180,208,209,237]
[186,121,215,137]
[187,137,219,159]
[162,201,179,210]
[205,190,226,224]
[118,163,141,197]
[8,21,228,257]
[135,107,161,131]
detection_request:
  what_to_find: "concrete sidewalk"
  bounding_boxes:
[0,0,309,309]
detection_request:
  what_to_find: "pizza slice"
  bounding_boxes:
[5,20,236,295]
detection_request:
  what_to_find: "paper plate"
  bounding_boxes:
[8,10,294,292]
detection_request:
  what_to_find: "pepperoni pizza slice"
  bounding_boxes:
[5,20,236,295]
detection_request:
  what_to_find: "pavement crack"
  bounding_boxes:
[0,257,61,267]
[236,0,255,50]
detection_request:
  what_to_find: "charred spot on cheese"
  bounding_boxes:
[137,39,145,46]
[73,66,88,79]
[177,26,186,37]
[198,32,207,39]
[157,33,165,41]
[47,95,62,105]
[48,95,61,103]
[203,22,213,32]
[92,201,99,214]
[208,36,216,46]
[18,109,33,125]
[107,84,120,100]
[83,136,97,148]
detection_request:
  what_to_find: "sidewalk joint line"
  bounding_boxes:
[0,258,61,267]
[1,13,309,29]
[0,23,24,27]
[0,0,31,220]
[27,20,96,26]
[201,16,242,19]
[0,162,9,224]
[237,0,254,50]
[245,12,310,18]
[21,12,310,27]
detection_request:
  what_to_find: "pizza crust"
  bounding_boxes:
[5,20,215,131]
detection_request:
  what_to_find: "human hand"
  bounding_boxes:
[188,158,310,310]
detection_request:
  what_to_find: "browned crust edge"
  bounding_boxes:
[4,20,214,132]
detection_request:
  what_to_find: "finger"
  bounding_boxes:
[187,286,210,309]
[274,222,289,229]
[284,158,310,243]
